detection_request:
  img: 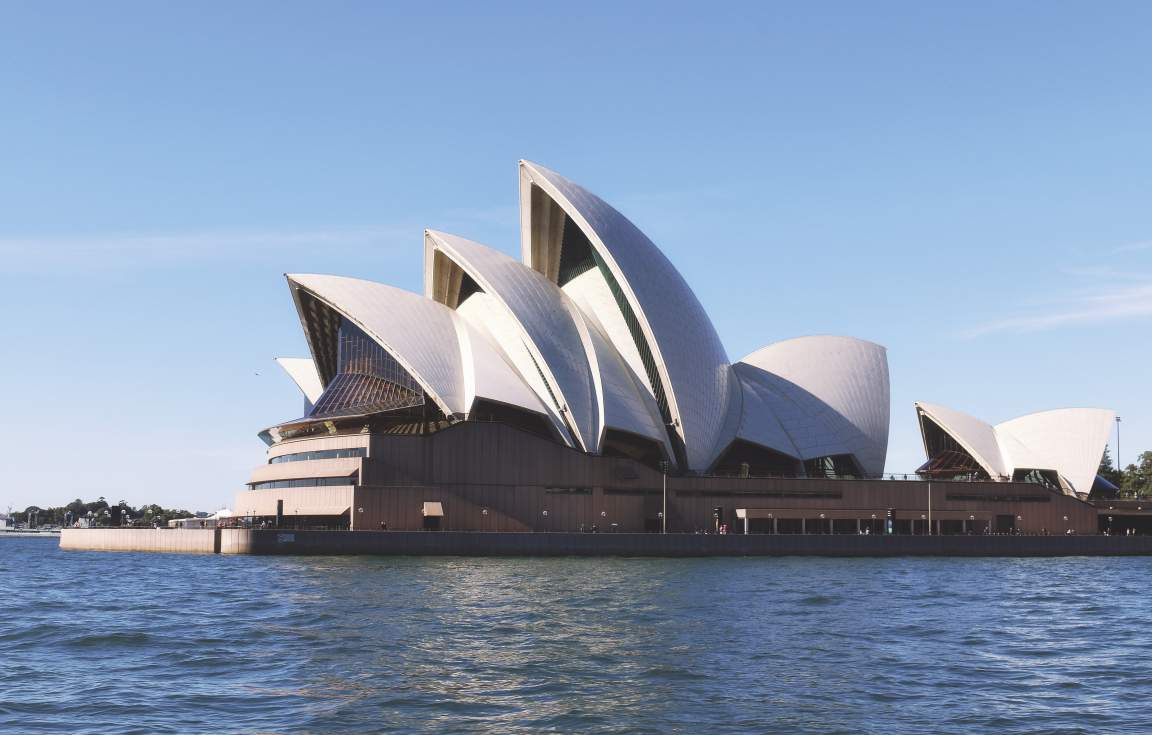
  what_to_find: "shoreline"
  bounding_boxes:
[59,528,1152,557]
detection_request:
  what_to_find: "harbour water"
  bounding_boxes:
[2,536,1150,734]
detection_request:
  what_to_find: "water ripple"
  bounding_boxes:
[3,539,1152,733]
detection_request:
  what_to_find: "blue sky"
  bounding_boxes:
[2,1,1149,512]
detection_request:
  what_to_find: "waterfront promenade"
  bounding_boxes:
[60,528,1152,557]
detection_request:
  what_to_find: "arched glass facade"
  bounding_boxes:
[307,319,425,420]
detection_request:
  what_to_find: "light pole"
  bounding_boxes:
[927,481,932,536]
[659,460,669,534]
[1116,415,1122,484]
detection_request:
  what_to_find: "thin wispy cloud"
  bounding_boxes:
[1113,241,1152,254]
[962,239,1152,338]
[964,281,1152,337]
[0,226,418,273]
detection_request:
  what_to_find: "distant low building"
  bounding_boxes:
[0,515,12,531]
[169,509,233,530]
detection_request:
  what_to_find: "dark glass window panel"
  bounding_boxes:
[456,271,483,306]
[306,319,425,420]
[298,290,342,385]
[916,415,993,480]
[557,215,597,286]
[803,454,863,479]
[269,447,367,464]
[249,475,357,490]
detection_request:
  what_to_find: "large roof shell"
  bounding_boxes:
[739,336,890,477]
[996,408,1115,496]
[582,316,671,454]
[915,401,1115,495]
[424,230,598,451]
[287,274,544,420]
[518,160,738,470]
[424,230,670,454]
[915,402,1008,479]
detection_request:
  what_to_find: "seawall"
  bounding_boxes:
[60,528,1152,557]
[60,528,220,554]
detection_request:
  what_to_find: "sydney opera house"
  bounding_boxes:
[236,161,1115,535]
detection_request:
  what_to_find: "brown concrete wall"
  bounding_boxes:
[220,530,1152,557]
[241,422,1099,535]
[235,486,354,517]
[60,528,219,553]
[65,529,1152,557]
[343,480,1095,535]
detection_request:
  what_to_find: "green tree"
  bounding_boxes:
[1099,445,1124,488]
[1120,451,1152,498]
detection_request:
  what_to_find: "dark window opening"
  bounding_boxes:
[265,400,452,443]
[946,493,1051,503]
[916,415,992,480]
[469,398,558,441]
[307,319,426,420]
[249,475,357,491]
[270,447,367,464]
[710,440,802,477]
[1012,468,1063,492]
[456,271,482,306]
[675,490,842,499]
[804,454,863,479]
[297,290,342,385]
[601,429,667,470]
[557,214,598,286]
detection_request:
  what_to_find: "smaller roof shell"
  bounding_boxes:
[287,274,545,420]
[274,357,324,405]
[915,401,1115,495]
[736,336,890,477]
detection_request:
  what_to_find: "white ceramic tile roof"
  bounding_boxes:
[739,336,890,477]
[274,357,324,405]
[915,402,1115,495]
[287,274,543,419]
[519,160,738,470]
[424,230,599,451]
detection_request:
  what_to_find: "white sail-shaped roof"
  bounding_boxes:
[915,401,1115,495]
[287,274,544,420]
[424,230,598,451]
[915,402,1008,479]
[738,336,890,478]
[731,367,801,460]
[519,160,739,470]
[583,316,671,454]
[274,357,324,405]
[996,408,1115,496]
[424,230,670,454]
